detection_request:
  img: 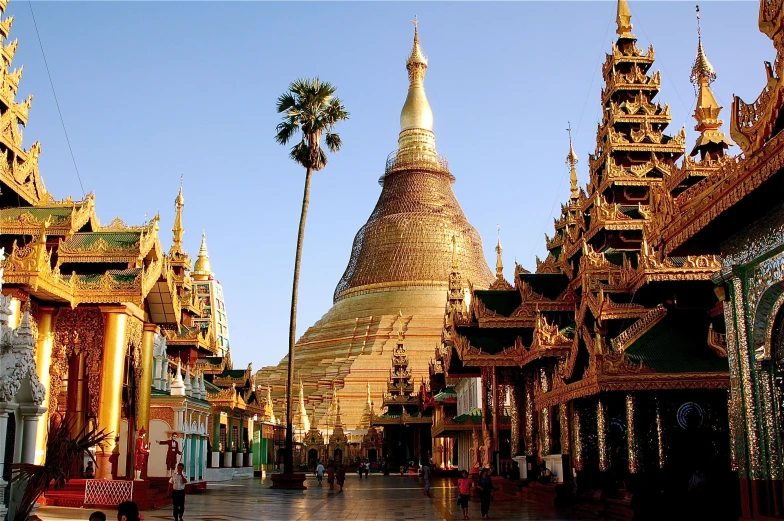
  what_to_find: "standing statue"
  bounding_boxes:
[134,428,150,480]
[158,433,183,476]
[480,429,494,470]
[469,428,481,469]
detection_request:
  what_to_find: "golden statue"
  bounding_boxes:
[480,429,493,469]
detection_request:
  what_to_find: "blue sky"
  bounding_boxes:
[6,1,771,369]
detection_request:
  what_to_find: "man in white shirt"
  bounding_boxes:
[168,463,187,521]
[315,461,325,485]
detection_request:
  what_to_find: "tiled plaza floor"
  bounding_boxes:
[36,475,587,521]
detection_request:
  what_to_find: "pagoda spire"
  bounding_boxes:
[400,16,433,133]
[566,123,579,200]
[616,0,634,38]
[495,226,504,280]
[294,378,310,432]
[170,176,186,255]
[265,385,277,424]
[192,231,212,279]
[689,5,731,160]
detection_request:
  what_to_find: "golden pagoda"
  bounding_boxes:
[255,21,493,432]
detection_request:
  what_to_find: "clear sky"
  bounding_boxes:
[6,1,770,369]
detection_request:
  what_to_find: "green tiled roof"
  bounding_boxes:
[474,290,520,316]
[204,380,221,393]
[434,388,457,402]
[456,326,531,354]
[63,231,141,249]
[518,273,569,300]
[223,369,247,378]
[2,206,75,223]
[625,312,729,373]
[76,268,140,284]
[453,408,482,423]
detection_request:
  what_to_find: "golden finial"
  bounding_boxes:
[400,18,433,132]
[691,6,716,85]
[688,5,731,156]
[193,230,212,276]
[495,225,504,280]
[566,123,579,199]
[171,178,185,252]
[616,0,634,37]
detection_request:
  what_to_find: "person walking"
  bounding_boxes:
[327,461,335,490]
[422,460,432,496]
[337,464,346,491]
[457,470,472,520]
[357,460,364,479]
[315,461,325,485]
[476,468,494,520]
[168,462,187,521]
[364,460,370,478]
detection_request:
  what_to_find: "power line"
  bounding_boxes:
[27,1,85,197]
[529,15,613,262]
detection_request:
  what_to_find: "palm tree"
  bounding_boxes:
[275,78,348,476]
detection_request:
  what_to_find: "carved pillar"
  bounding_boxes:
[212,412,221,467]
[19,405,46,464]
[95,307,129,479]
[559,402,570,456]
[138,324,158,437]
[539,368,551,457]
[655,397,664,469]
[509,381,522,457]
[0,403,14,512]
[626,394,640,473]
[34,307,55,465]
[524,374,534,457]
[597,398,609,472]
[571,401,583,471]
[491,368,499,452]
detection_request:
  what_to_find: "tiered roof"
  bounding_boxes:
[437,0,730,410]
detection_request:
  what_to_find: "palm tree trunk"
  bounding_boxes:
[284,166,313,475]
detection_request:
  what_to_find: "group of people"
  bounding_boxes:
[356,459,371,478]
[314,460,347,491]
[456,469,495,521]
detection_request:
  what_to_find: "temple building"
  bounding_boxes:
[0,0,262,508]
[191,233,230,357]
[255,22,493,438]
[432,0,734,516]
[655,1,784,517]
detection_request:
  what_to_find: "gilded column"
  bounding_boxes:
[597,398,609,472]
[571,402,583,471]
[559,402,570,456]
[656,398,664,468]
[491,368,499,451]
[95,307,129,479]
[524,375,534,456]
[34,307,55,465]
[724,280,748,477]
[626,394,640,473]
[8,297,21,329]
[138,324,159,436]
[509,382,521,456]
[539,368,550,457]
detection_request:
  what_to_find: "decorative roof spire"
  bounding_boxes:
[616,0,634,38]
[171,176,185,254]
[193,231,212,277]
[400,17,434,133]
[295,379,310,432]
[566,123,579,200]
[688,5,731,158]
[265,385,277,424]
[495,225,504,280]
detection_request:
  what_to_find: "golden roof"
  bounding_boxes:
[192,231,212,278]
[333,21,493,302]
[616,0,634,38]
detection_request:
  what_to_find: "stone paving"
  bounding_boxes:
[37,475,586,521]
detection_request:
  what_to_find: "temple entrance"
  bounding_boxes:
[368,449,377,463]
[333,448,342,463]
[308,448,318,466]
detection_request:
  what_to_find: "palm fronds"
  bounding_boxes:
[8,416,112,521]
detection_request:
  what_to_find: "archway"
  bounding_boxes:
[368,449,377,463]
[334,448,342,463]
[308,449,319,467]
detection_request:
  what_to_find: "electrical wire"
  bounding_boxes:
[27,1,85,197]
